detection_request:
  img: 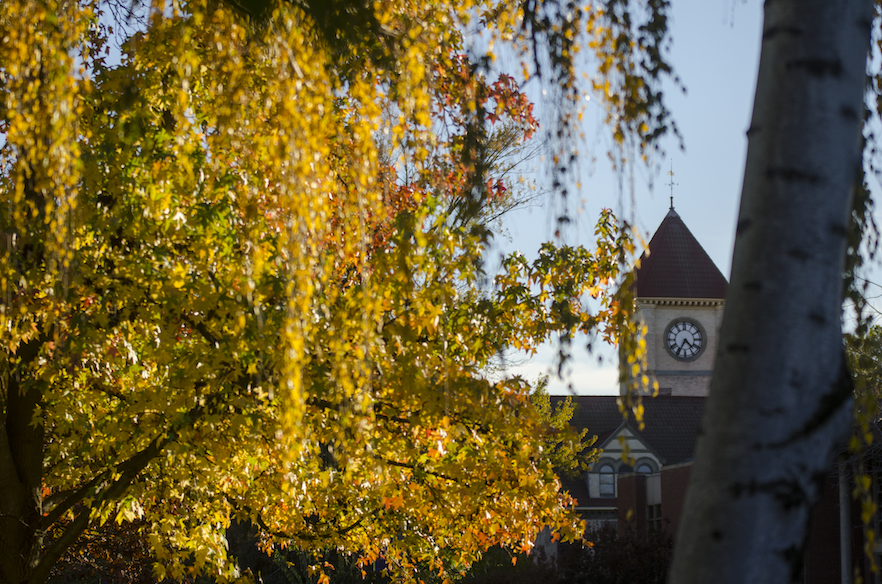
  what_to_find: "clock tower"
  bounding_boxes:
[623,208,728,397]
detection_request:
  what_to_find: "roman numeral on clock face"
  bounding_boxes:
[666,320,703,360]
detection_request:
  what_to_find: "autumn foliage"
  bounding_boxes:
[0,0,673,582]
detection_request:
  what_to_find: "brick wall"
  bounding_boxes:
[617,473,647,538]
[660,462,692,539]
[806,472,841,583]
[804,469,869,584]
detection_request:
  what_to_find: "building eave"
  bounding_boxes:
[637,297,725,307]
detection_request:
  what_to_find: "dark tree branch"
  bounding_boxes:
[182,314,221,348]
[32,386,236,583]
[376,456,462,484]
[30,435,164,584]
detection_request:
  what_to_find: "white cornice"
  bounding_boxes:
[637,297,725,307]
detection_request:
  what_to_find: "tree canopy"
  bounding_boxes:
[0,0,673,581]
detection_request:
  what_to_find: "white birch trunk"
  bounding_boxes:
[668,0,871,582]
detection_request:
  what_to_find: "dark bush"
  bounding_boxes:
[460,523,673,584]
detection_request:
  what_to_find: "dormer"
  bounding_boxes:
[586,421,664,498]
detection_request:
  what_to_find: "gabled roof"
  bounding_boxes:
[634,209,728,299]
[552,395,706,466]
[594,420,666,465]
[555,396,706,507]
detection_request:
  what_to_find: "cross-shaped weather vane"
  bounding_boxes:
[666,160,678,210]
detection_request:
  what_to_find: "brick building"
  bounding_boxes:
[552,208,874,583]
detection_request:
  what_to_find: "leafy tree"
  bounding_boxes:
[48,516,154,584]
[0,0,675,582]
[848,324,882,415]
[530,377,598,479]
[46,375,596,583]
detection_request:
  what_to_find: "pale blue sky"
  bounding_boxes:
[489,1,781,394]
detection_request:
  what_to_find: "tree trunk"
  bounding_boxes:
[668,0,871,582]
[0,341,46,584]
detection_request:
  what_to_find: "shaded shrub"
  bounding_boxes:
[460,523,673,584]
[560,524,673,584]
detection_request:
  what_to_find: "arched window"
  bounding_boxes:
[599,464,615,497]
[634,458,658,474]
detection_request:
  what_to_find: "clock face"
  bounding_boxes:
[666,320,704,360]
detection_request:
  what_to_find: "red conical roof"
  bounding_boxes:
[634,209,728,299]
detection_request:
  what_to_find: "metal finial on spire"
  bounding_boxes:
[666,160,678,210]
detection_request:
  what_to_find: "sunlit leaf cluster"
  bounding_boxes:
[0,0,669,581]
